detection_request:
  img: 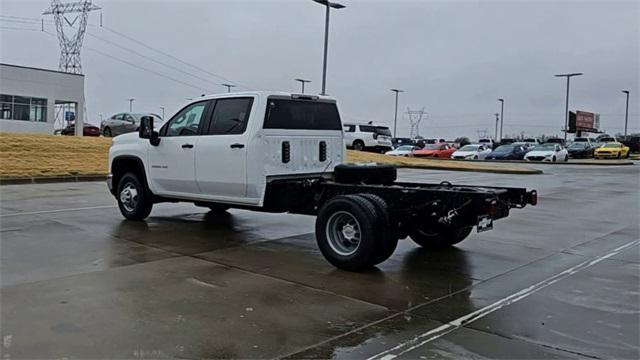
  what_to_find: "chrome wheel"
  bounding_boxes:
[119,182,139,212]
[326,211,361,256]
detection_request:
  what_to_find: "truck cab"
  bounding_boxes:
[108,92,344,207]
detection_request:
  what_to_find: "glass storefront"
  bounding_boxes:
[0,94,47,122]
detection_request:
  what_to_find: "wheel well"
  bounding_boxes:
[353,139,364,146]
[111,156,149,196]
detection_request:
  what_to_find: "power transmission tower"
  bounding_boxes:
[43,0,101,74]
[406,107,425,139]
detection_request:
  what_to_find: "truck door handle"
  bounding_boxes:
[230,143,245,149]
[181,143,194,149]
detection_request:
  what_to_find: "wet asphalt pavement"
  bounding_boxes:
[1,164,638,359]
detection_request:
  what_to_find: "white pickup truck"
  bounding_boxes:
[108,91,537,271]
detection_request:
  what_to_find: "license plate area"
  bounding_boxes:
[477,215,493,232]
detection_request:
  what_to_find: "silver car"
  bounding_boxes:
[100,112,163,137]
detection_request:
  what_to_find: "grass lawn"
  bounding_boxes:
[0,132,539,178]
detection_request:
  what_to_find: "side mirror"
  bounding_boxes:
[139,116,160,146]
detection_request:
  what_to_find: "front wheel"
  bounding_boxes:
[103,127,112,137]
[117,172,153,220]
[353,140,365,151]
[409,225,473,249]
[552,156,556,162]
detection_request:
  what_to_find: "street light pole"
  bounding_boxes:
[128,98,135,112]
[221,83,236,93]
[554,72,583,142]
[295,78,312,94]
[312,0,345,96]
[159,106,165,120]
[494,113,499,140]
[622,90,630,137]
[391,89,404,138]
[497,99,504,141]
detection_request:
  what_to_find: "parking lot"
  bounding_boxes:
[1,164,638,359]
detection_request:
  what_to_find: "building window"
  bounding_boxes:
[0,94,47,122]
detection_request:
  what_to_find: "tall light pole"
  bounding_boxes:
[494,113,499,140]
[497,98,504,141]
[295,78,312,94]
[312,0,345,96]
[159,106,165,120]
[622,90,630,137]
[391,89,404,138]
[554,73,583,142]
[128,98,135,112]
[221,83,236,93]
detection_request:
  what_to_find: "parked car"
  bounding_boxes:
[513,141,533,150]
[392,137,414,148]
[594,142,630,159]
[343,123,393,152]
[412,143,457,158]
[620,135,640,153]
[101,113,163,137]
[523,138,541,147]
[544,138,566,146]
[60,123,101,136]
[385,145,419,156]
[450,144,492,160]
[573,137,595,147]
[566,142,594,158]
[478,138,497,150]
[485,144,529,160]
[524,143,568,162]
[499,138,516,146]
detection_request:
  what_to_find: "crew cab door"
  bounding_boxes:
[148,101,209,196]
[195,97,254,199]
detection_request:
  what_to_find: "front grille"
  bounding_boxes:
[453,156,466,160]
[528,156,545,161]
[598,151,611,154]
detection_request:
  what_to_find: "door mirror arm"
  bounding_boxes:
[140,116,161,146]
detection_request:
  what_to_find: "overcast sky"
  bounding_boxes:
[1,0,638,139]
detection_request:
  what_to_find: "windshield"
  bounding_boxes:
[533,144,556,151]
[602,143,621,148]
[479,139,491,143]
[422,144,440,150]
[494,145,514,152]
[574,138,588,142]
[459,145,479,151]
[396,145,415,151]
[568,143,587,149]
[263,99,341,130]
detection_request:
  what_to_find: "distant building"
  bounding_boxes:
[0,63,85,135]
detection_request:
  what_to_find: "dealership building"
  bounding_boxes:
[0,63,85,135]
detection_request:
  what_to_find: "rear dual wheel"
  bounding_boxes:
[315,194,397,271]
[409,225,473,249]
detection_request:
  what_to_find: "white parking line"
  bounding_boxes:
[0,205,117,217]
[368,238,640,360]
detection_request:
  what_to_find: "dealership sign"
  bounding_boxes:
[569,111,600,133]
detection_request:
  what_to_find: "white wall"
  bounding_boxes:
[0,64,85,135]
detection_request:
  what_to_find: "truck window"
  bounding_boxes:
[343,125,355,132]
[264,99,341,130]
[207,98,254,135]
[359,125,375,133]
[163,101,207,137]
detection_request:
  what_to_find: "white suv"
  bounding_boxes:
[343,123,393,152]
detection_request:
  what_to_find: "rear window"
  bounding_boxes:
[263,99,341,130]
[375,127,392,136]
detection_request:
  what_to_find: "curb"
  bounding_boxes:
[0,175,107,185]
[397,165,542,175]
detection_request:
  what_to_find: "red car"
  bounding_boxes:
[412,143,457,158]
[60,123,101,137]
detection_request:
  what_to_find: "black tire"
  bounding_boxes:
[409,225,473,249]
[564,155,569,162]
[617,152,621,159]
[552,156,556,162]
[117,172,153,220]
[334,163,397,185]
[356,194,398,265]
[315,195,381,271]
[103,127,112,137]
[353,140,365,151]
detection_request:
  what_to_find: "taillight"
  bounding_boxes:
[319,141,327,162]
[486,198,498,217]
[528,190,538,206]
[282,141,290,163]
